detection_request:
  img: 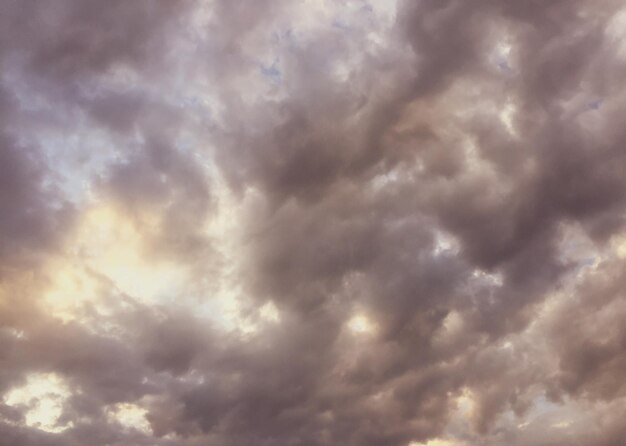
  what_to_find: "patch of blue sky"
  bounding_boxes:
[366,0,398,21]
[4,72,118,206]
[271,27,295,47]
[521,394,580,428]
[260,60,282,84]
[495,57,512,74]
[332,19,351,31]
[178,94,213,124]
[587,99,602,110]
[41,131,123,206]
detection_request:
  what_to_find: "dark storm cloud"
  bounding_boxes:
[0,0,188,88]
[1,0,625,445]
[0,0,197,270]
[0,423,66,446]
[547,256,626,401]
[0,87,73,272]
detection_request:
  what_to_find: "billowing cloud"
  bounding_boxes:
[0,1,625,445]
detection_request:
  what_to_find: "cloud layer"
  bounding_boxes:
[1,1,625,445]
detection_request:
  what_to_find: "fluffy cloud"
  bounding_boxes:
[0,1,625,445]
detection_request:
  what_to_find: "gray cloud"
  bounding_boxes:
[0,0,625,445]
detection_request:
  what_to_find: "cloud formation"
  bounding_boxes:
[0,1,625,445]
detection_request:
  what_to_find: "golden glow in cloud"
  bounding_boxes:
[410,439,465,446]
[75,205,187,303]
[106,402,152,434]
[43,204,188,322]
[348,312,377,334]
[611,233,626,258]
[3,373,72,433]
[456,388,475,419]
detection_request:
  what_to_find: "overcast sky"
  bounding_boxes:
[1,1,626,445]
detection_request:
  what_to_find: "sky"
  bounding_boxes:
[0,1,626,445]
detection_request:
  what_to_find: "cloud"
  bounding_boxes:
[0,0,625,445]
